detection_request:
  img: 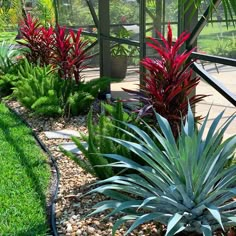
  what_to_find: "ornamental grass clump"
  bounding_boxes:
[87,105,236,235]
[123,24,207,137]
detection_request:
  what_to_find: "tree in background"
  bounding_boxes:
[31,0,55,26]
[0,0,22,31]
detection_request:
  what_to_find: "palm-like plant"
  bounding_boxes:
[147,0,236,23]
[0,0,22,31]
[32,0,55,26]
[87,105,236,235]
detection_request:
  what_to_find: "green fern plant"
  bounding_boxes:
[0,73,18,97]
[86,105,236,235]
[31,90,62,116]
[11,59,113,117]
[67,91,94,116]
[12,59,63,116]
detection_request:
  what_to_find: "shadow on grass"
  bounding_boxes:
[12,224,50,236]
[199,29,236,40]
[0,110,49,234]
[0,116,47,207]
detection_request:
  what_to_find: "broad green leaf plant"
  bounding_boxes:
[0,41,20,75]
[87,105,236,235]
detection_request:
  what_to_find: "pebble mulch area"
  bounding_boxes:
[5,99,162,236]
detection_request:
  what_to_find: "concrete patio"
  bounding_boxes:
[82,63,236,139]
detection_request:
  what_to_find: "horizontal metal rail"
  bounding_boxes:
[191,52,236,67]
[193,62,236,106]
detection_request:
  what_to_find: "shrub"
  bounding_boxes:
[0,58,25,97]
[0,41,20,75]
[61,101,137,179]
[12,59,62,116]
[52,25,90,83]
[17,14,90,83]
[17,14,55,66]
[0,73,19,97]
[123,24,207,137]
[87,105,236,235]
[12,59,111,116]
[66,78,111,116]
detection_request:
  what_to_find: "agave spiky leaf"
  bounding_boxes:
[87,105,236,235]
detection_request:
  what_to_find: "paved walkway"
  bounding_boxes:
[83,64,236,139]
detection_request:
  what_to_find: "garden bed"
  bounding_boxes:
[4,99,236,236]
[5,99,162,236]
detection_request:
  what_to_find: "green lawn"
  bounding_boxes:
[0,103,50,235]
[198,22,236,57]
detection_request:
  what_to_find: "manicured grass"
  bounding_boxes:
[198,22,236,55]
[0,103,50,235]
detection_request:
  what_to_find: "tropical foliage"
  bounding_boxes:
[12,59,110,116]
[87,105,236,235]
[123,24,207,137]
[17,14,55,65]
[32,0,55,26]
[0,0,22,31]
[18,14,90,84]
[53,25,89,83]
[12,60,63,116]
[61,101,138,179]
[0,41,22,96]
[0,41,20,75]
[147,0,236,24]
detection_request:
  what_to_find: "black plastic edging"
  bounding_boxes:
[3,102,59,236]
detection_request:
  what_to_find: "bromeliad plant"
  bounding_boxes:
[123,24,207,137]
[87,105,236,235]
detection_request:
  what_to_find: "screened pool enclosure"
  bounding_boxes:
[52,0,236,105]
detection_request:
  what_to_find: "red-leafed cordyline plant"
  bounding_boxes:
[17,14,91,85]
[17,14,55,66]
[52,26,90,84]
[123,24,207,138]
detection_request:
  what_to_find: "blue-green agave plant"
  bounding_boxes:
[86,105,236,236]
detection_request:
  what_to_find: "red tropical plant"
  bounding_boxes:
[53,26,90,83]
[17,14,55,65]
[17,14,90,84]
[123,24,207,137]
